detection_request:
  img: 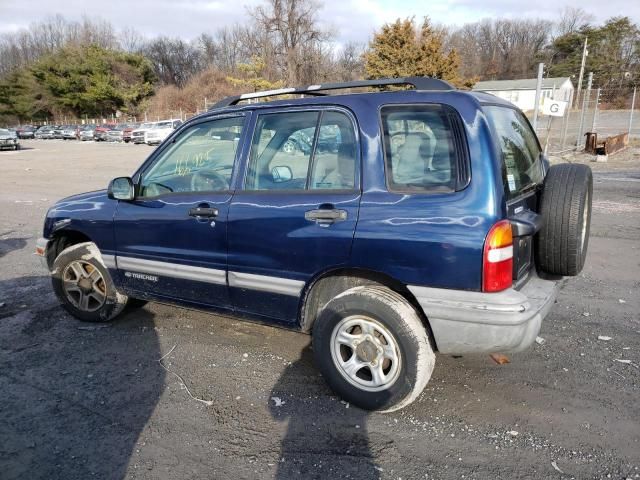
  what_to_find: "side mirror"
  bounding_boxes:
[271,165,293,183]
[108,177,135,200]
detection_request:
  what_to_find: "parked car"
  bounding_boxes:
[94,124,114,142]
[106,124,131,142]
[79,125,96,141]
[16,126,36,139]
[36,77,593,412]
[51,126,64,139]
[281,125,341,154]
[131,122,155,144]
[35,127,55,139]
[122,123,140,143]
[34,127,46,139]
[0,128,20,150]
[62,125,79,140]
[144,119,182,145]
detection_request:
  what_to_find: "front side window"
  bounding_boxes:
[139,116,244,197]
[245,110,357,191]
[483,106,543,199]
[381,105,459,192]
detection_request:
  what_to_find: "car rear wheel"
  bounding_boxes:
[51,242,128,322]
[536,163,593,276]
[312,285,435,412]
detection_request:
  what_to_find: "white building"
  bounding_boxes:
[473,77,574,112]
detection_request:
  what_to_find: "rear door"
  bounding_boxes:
[227,107,361,323]
[483,106,545,284]
[113,114,246,308]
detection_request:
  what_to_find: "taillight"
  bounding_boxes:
[482,220,513,292]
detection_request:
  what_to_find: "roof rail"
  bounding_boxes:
[210,77,455,109]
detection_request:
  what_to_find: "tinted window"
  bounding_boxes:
[484,106,543,199]
[245,110,357,191]
[381,105,458,192]
[140,116,244,197]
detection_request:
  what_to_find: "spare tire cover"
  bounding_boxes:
[535,163,593,276]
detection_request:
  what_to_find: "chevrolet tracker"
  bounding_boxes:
[37,77,592,412]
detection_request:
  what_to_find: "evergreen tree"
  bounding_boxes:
[1,44,156,121]
[364,18,464,86]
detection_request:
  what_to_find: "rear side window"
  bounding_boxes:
[381,105,462,192]
[245,110,357,191]
[484,106,543,199]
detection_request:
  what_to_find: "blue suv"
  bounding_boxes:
[36,77,592,411]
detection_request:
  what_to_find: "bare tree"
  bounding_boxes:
[250,0,331,84]
[143,37,205,87]
[334,42,365,81]
[0,16,120,77]
[449,18,552,80]
[120,27,146,53]
[555,7,595,37]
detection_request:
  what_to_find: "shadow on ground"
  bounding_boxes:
[0,276,165,480]
[269,346,381,479]
[0,235,29,258]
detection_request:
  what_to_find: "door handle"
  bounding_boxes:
[188,207,218,218]
[305,208,347,226]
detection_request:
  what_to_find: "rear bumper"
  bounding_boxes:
[408,273,559,354]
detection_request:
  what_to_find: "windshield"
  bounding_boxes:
[484,106,543,200]
[154,122,172,129]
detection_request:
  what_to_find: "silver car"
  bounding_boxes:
[79,126,96,141]
[0,128,20,150]
[62,126,79,140]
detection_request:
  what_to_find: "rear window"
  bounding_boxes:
[381,105,461,192]
[484,106,544,199]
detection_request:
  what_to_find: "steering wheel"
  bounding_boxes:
[190,168,230,191]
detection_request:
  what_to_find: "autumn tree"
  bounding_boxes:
[364,18,464,85]
[226,56,283,92]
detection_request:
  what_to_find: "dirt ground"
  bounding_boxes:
[1,140,639,480]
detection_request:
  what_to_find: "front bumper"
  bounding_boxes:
[408,273,559,354]
[35,237,50,269]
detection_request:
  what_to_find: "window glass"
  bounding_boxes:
[381,105,458,192]
[140,116,244,197]
[309,111,357,190]
[483,106,543,199]
[245,110,357,191]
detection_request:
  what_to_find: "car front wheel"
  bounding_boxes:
[312,285,435,412]
[51,242,129,322]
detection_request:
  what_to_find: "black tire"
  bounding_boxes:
[312,286,435,412]
[51,242,128,322]
[536,163,593,276]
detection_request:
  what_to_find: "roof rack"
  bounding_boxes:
[210,76,455,109]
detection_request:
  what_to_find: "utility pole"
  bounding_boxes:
[532,63,544,132]
[575,36,588,106]
[576,72,593,148]
[629,87,637,137]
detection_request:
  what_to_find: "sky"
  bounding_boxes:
[1,0,639,46]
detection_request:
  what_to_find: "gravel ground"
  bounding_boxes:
[0,140,638,480]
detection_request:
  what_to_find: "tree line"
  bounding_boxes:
[0,3,638,123]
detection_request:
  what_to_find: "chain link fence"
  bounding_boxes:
[533,87,638,156]
[23,88,640,154]
[24,97,218,127]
